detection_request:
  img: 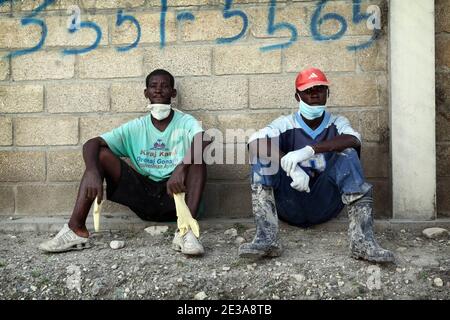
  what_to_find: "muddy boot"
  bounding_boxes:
[238,184,283,258]
[347,190,394,263]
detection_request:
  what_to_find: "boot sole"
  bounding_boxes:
[239,248,282,259]
[350,252,395,263]
[40,242,91,253]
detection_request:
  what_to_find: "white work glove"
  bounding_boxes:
[281,146,315,177]
[289,166,310,193]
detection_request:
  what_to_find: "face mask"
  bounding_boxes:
[147,103,171,120]
[299,100,326,120]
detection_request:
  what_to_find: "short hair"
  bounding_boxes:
[145,69,175,88]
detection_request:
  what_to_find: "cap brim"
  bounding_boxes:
[297,81,330,92]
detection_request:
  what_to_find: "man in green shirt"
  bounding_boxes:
[39,69,209,256]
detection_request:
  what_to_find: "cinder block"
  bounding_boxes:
[112,12,176,45]
[436,0,450,33]
[188,112,217,131]
[47,83,109,113]
[437,144,450,177]
[367,179,391,218]
[0,19,41,49]
[216,112,286,142]
[214,45,281,75]
[437,71,450,106]
[111,82,148,113]
[206,182,252,218]
[0,117,12,146]
[0,151,45,182]
[45,15,108,47]
[436,36,450,70]
[247,4,309,39]
[249,75,297,109]
[143,46,212,76]
[437,177,450,217]
[327,73,379,106]
[13,0,145,10]
[437,111,450,142]
[303,0,383,37]
[15,117,79,146]
[177,77,248,111]
[356,36,388,71]
[0,187,14,215]
[207,144,251,180]
[0,0,10,12]
[180,10,245,42]
[178,77,248,111]
[12,51,75,80]
[284,39,356,73]
[359,109,387,142]
[80,115,138,143]
[361,144,389,178]
[78,48,143,79]
[333,110,361,134]
[0,58,9,80]
[147,0,211,6]
[0,85,43,113]
[47,149,85,182]
[16,184,79,215]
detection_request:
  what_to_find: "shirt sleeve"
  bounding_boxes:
[184,114,204,143]
[248,116,286,143]
[100,121,133,158]
[334,115,361,142]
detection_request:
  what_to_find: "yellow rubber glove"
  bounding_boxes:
[93,197,103,232]
[174,192,200,238]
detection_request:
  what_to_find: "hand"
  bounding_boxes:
[289,167,310,193]
[82,169,103,204]
[280,146,315,177]
[167,164,188,196]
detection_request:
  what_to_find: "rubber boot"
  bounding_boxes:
[238,184,283,258]
[347,190,395,263]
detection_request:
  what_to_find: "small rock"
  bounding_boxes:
[306,289,311,296]
[400,229,406,233]
[177,277,183,283]
[222,266,230,271]
[110,241,125,250]
[275,262,282,267]
[272,294,280,300]
[292,274,306,282]
[433,278,444,287]
[338,281,345,287]
[194,291,207,300]
[422,228,449,239]
[235,237,245,245]
[224,228,238,238]
[246,264,254,271]
[111,264,118,270]
[30,285,37,292]
[144,226,169,236]
[396,247,407,252]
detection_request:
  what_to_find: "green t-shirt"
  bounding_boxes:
[101,110,203,182]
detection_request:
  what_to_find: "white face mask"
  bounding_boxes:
[147,103,172,120]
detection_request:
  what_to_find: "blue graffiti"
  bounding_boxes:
[160,0,167,48]
[6,0,55,58]
[177,12,195,22]
[311,0,348,41]
[63,21,102,55]
[346,0,378,51]
[4,0,380,58]
[260,0,298,51]
[115,10,141,52]
[216,0,248,44]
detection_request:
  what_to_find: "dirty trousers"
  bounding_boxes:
[251,148,372,228]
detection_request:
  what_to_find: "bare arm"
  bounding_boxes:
[167,132,213,195]
[310,134,360,154]
[82,137,109,203]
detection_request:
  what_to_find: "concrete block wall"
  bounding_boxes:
[436,0,450,217]
[0,0,440,219]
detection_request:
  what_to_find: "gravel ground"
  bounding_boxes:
[0,222,449,300]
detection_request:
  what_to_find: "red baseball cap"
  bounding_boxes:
[295,67,330,92]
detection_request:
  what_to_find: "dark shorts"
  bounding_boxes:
[106,160,177,222]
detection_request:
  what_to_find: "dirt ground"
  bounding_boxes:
[0,221,448,300]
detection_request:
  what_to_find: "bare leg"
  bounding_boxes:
[184,164,207,219]
[68,147,121,237]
